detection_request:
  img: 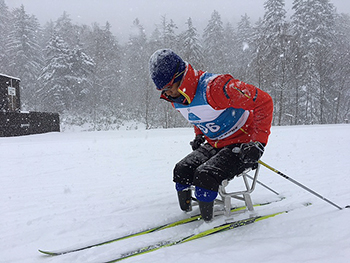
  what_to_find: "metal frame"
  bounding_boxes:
[216,164,261,217]
[189,164,272,217]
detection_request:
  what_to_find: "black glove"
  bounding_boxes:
[235,142,265,168]
[190,134,205,150]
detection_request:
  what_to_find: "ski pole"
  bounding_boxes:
[245,173,279,195]
[258,160,345,210]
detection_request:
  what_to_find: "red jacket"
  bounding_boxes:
[161,64,273,148]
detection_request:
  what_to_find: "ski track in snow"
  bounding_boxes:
[1,124,350,263]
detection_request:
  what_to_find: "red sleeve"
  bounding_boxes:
[194,125,203,136]
[207,74,273,143]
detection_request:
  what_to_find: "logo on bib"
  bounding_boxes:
[188,112,201,121]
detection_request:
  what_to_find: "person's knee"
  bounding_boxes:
[193,166,220,192]
[173,161,193,185]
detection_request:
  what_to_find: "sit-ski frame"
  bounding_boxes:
[191,163,275,218]
[216,164,261,217]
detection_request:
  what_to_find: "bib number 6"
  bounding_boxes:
[197,123,220,134]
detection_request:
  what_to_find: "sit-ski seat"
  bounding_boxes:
[214,163,261,217]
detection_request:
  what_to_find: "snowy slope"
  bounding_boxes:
[1,124,350,263]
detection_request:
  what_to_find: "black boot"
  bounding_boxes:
[199,201,214,222]
[177,190,192,212]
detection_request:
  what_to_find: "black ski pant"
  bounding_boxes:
[173,143,248,192]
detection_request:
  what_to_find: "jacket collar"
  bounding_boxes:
[160,64,204,105]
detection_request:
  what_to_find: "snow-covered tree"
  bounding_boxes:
[291,0,337,124]
[38,35,71,112]
[85,22,122,115]
[54,12,79,48]
[6,5,43,110]
[0,0,10,73]
[203,10,225,73]
[38,35,94,113]
[1,4,348,128]
[331,14,350,123]
[222,22,237,75]
[122,19,151,123]
[155,16,179,51]
[178,17,204,69]
[67,45,95,111]
[259,0,290,125]
[149,27,163,52]
[234,14,254,82]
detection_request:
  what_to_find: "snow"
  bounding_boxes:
[1,124,350,263]
[149,49,169,73]
[0,73,21,81]
[243,42,249,51]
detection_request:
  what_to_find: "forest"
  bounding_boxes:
[0,0,349,130]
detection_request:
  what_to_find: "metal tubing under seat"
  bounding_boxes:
[216,163,261,217]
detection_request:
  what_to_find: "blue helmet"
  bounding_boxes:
[149,49,186,90]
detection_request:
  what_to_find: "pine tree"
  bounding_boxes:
[38,35,71,112]
[235,14,254,82]
[38,34,94,113]
[222,22,237,75]
[6,5,43,110]
[179,17,204,69]
[84,22,122,129]
[332,14,350,123]
[291,0,337,124]
[202,10,225,73]
[256,0,289,125]
[123,18,152,125]
[157,16,178,51]
[290,0,308,124]
[87,23,121,103]
[0,0,10,73]
[149,27,163,53]
[54,11,79,48]
[67,44,95,112]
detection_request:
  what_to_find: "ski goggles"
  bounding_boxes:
[161,63,185,91]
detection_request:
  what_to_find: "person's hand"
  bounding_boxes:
[236,142,265,168]
[190,134,205,150]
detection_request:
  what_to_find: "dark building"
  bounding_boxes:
[0,74,21,112]
[0,73,60,137]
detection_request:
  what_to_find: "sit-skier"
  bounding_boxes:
[149,49,273,221]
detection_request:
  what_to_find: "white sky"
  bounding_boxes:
[5,0,350,43]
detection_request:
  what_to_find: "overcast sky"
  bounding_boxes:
[5,0,350,43]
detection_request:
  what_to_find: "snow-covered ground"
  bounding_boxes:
[1,124,350,263]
